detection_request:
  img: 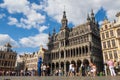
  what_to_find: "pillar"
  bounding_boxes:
[50,63,52,75]
[64,61,66,76]
[75,48,77,57]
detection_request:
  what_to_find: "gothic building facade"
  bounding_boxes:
[45,10,103,74]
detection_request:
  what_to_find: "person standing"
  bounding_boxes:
[107,59,116,76]
[69,63,73,76]
[104,63,108,76]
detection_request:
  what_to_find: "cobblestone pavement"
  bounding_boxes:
[0,76,120,80]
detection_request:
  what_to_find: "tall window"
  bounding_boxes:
[111,39,116,47]
[102,33,105,40]
[107,40,111,48]
[103,42,106,49]
[104,52,108,60]
[117,29,120,37]
[109,51,113,59]
[110,30,114,37]
[113,50,118,59]
[106,31,109,38]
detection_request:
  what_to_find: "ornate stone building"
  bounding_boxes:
[45,10,103,74]
[100,12,120,63]
[0,43,17,71]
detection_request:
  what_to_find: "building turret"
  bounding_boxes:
[48,32,51,41]
[61,11,68,30]
[116,12,120,22]
[4,42,12,52]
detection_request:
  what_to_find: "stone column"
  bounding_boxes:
[81,47,83,56]
[64,49,66,76]
[78,47,80,56]
[59,61,61,69]
[54,63,56,72]
[50,63,52,75]
[88,45,90,55]
[59,51,61,59]
[75,48,77,57]
[64,61,66,76]
[70,49,71,58]
[72,49,74,57]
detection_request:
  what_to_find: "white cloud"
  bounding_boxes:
[31,3,43,10]
[43,0,120,25]
[0,0,120,28]
[38,25,48,33]
[19,33,48,48]
[0,34,19,47]
[0,0,45,29]
[0,14,5,19]
[8,17,18,25]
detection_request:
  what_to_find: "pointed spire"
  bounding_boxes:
[48,32,51,40]
[87,13,90,21]
[63,11,66,18]
[91,9,94,16]
[53,27,56,35]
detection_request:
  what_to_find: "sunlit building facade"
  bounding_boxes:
[100,12,120,63]
[17,45,46,71]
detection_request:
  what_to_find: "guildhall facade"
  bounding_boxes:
[100,12,120,63]
[45,10,103,74]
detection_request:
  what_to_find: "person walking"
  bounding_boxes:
[90,63,97,77]
[107,59,116,76]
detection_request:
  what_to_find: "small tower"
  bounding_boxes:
[61,11,68,30]
[87,13,91,22]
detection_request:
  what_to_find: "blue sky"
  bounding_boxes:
[0,0,120,54]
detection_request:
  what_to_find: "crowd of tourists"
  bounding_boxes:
[0,59,120,77]
[67,63,97,77]
[39,60,120,77]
